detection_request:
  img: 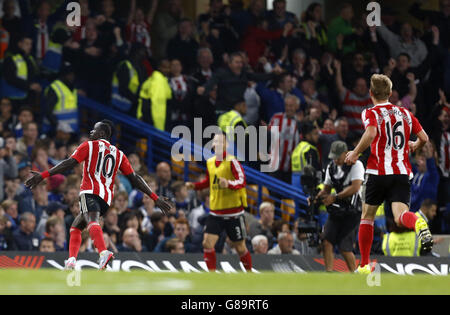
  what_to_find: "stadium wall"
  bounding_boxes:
[0,252,449,275]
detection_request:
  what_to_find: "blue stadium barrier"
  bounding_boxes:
[78,95,310,223]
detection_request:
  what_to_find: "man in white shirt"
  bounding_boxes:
[316,141,365,272]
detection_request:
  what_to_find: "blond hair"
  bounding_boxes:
[370,74,392,101]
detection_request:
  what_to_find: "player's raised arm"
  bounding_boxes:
[345,125,377,165]
[25,157,79,190]
[125,172,173,215]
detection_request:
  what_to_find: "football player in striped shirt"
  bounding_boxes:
[345,74,433,274]
[25,120,172,270]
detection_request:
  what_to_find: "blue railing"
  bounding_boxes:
[78,96,309,222]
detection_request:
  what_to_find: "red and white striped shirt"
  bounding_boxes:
[71,139,134,205]
[268,113,300,172]
[362,102,423,177]
[342,89,373,133]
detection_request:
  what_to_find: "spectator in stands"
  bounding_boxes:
[44,216,66,251]
[44,62,78,134]
[18,180,48,223]
[111,43,149,115]
[16,121,38,157]
[154,217,194,253]
[155,218,194,253]
[155,162,174,200]
[301,78,333,118]
[193,47,215,86]
[319,117,352,169]
[267,231,300,255]
[36,200,67,237]
[268,94,300,183]
[266,0,297,30]
[167,18,199,75]
[334,59,372,134]
[126,0,157,55]
[188,188,210,231]
[4,176,21,202]
[2,34,41,105]
[153,0,184,61]
[31,144,52,173]
[300,2,328,54]
[14,106,34,138]
[0,98,17,132]
[12,212,39,251]
[327,2,361,55]
[0,137,18,201]
[251,234,268,254]
[256,72,306,122]
[2,199,18,231]
[231,0,266,37]
[411,142,440,212]
[137,58,172,131]
[103,207,120,245]
[200,52,278,117]
[113,191,131,227]
[168,58,197,129]
[116,227,147,252]
[171,180,191,216]
[0,214,15,250]
[143,211,167,252]
[38,237,55,252]
[0,0,22,47]
[239,17,292,69]
[165,237,185,254]
[408,0,450,50]
[376,21,428,68]
[249,202,275,248]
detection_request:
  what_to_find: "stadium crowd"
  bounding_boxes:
[0,0,449,257]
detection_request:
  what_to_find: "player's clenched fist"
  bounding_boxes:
[345,151,358,165]
[155,197,174,216]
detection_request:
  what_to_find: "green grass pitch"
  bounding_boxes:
[0,269,449,295]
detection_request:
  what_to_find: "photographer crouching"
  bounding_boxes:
[315,141,364,272]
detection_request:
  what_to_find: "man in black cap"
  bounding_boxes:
[44,62,78,134]
[315,140,364,272]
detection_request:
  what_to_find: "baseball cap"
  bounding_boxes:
[328,141,348,160]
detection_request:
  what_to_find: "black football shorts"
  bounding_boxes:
[363,174,411,207]
[79,193,110,216]
[204,214,247,242]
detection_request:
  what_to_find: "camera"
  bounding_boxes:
[298,165,323,248]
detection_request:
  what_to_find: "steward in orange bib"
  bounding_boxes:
[186,133,252,272]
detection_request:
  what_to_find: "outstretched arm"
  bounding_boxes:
[345,126,377,165]
[126,172,172,215]
[25,158,78,190]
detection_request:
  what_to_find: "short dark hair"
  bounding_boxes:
[421,199,436,210]
[300,121,317,137]
[99,119,114,140]
[398,53,411,62]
